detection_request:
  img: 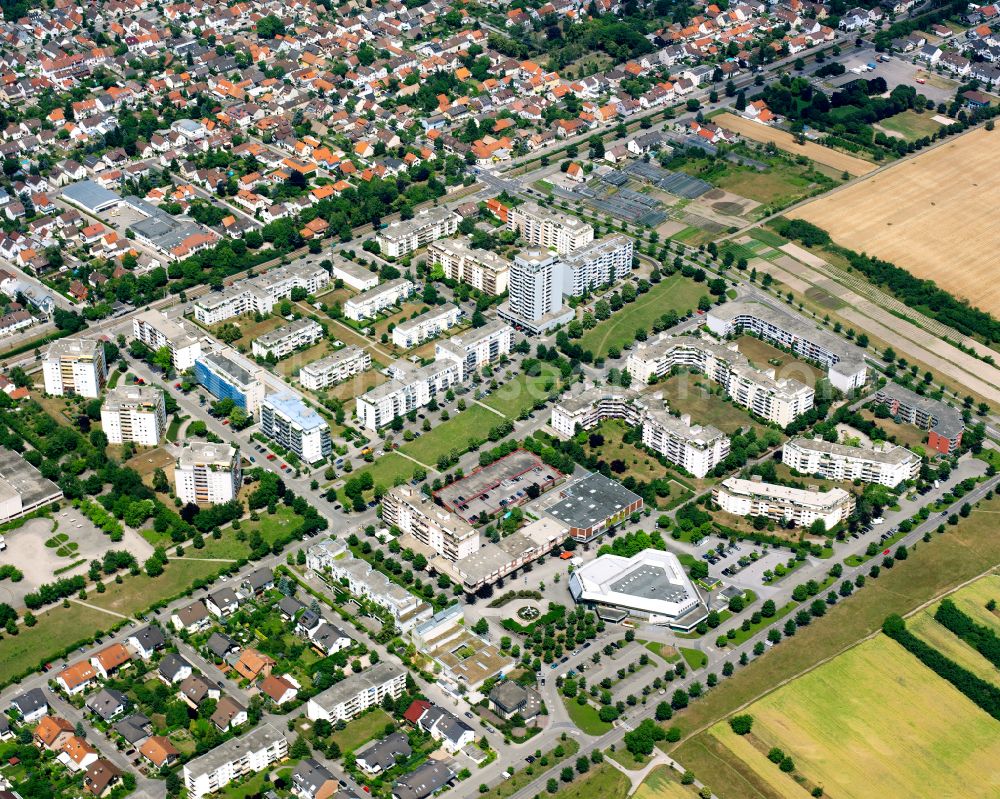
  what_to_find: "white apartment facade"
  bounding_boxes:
[550,389,647,438]
[251,318,323,360]
[428,238,511,296]
[626,335,814,427]
[641,408,730,479]
[434,320,514,376]
[497,250,575,334]
[43,339,108,398]
[561,235,634,295]
[331,260,379,292]
[193,264,330,325]
[713,476,856,529]
[299,346,371,391]
[343,278,415,322]
[782,438,920,488]
[506,201,594,256]
[356,356,463,430]
[306,663,407,723]
[183,724,287,799]
[174,442,242,505]
[392,306,462,349]
[376,207,461,258]
[100,386,167,446]
[261,392,332,463]
[132,310,202,370]
[381,485,480,561]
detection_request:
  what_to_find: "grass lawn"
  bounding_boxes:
[478,739,580,799]
[725,602,796,647]
[165,414,188,442]
[329,708,393,752]
[670,495,1000,759]
[633,766,696,799]
[879,109,942,142]
[679,647,707,669]
[578,274,705,358]
[195,506,304,560]
[703,634,1000,799]
[551,764,630,799]
[716,162,828,208]
[857,410,930,451]
[657,375,769,436]
[733,335,825,387]
[643,640,680,663]
[562,697,612,735]
[338,454,419,504]
[399,404,502,466]
[328,368,389,403]
[483,363,561,418]
[89,558,225,616]
[749,228,789,249]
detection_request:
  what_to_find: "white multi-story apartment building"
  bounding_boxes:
[712,476,856,529]
[626,335,814,427]
[381,485,480,561]
[306,663,407,722]
[707,300,868,393]
[331,259,379,292]
[506,201,594,255]
[561,235,634,295]
[194,352,266,419]
[43,339,108,398]
[183,724,287,799]
[299,346,371,391]
[261,392,332,464]
[343,278,415,322]
[498,250,574,335]
[193,264,330,325]
[355,356,463,430]
[132,310,202,371]
[174,442,241,505]
[549,388,728,478]
[392,306,462,349]
[376,207,461,258]
[427,238,511,296]
[782,438,920,488]
[434,321,514,376]
[251,318,323,360]
[100,386,167,446]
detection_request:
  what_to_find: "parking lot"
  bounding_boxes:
[825,47,960,104]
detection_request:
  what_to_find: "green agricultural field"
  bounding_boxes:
[578,275,706,359]
[704,635,1000,799]
[878,109,942,142]
[399,404,503,466]
[483,363,561,418]
[632,766,696,799]
[938,573,1000,630]
[907,611,999,684]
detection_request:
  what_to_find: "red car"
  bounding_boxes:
[266,454,276,461]
[222,419,230,425]
[883,549,890,555]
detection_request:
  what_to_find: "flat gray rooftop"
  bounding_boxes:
[0,446,63,513]
[547,472,642,530]
[609,564,690,604]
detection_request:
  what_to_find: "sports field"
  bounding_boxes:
[788,128,1000,315]
[707,635,1000,799]
[715,114,876,176]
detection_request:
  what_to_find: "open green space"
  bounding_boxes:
[89,558,225,616]
[748,228,789,249]
[734,335,825,387]
[878,109,942,142]
[633,766,696,799]
[643,640,680,663]
[192,506,304,560]
[337,453,419,505]
[329,708,393,752]
[657,375,769,436]
[562,697,613,735]
[399,404,503,466]
[483,363,561,418]
[679,647,707,670]
[477,739,580,799]
[578,274,705,359]
[549,763,630,799]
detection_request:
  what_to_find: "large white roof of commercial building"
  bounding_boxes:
[570,550,699,620]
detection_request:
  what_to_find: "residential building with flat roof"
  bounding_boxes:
[381,484,480,561]
[561,235,634,295]
[194,352,265,418]
[175,442,241,505]
[713,476,855,529]
[569,550,705,629]
[193,263,330,325]
[43,338,107,397]
[497,250,574,335]
[707,300,868,393]
[427,238,510,296]
[331,259,379,292]
[306,663,407,722]
[506,201,594,255]
[433,320,514,376]
[545,472,643,542]
[356,355,463,430]
[299,346,371,391]
[343,278,415,322]
[251,318,323,360]
[101,386,166,446]
[376,207,461,258]
[132,310,202,370]
[392,306,462,349]
[182,723,287,799]
[262,392,332,464]
[0,447,63,523]
[783,437,920,488]
[627,334,814,427]
[873,383,964,454]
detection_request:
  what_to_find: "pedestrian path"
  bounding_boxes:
[70,598,128,619]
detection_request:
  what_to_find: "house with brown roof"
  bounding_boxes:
[210,696,248,732]
[84,759,122,797]
[34,715,75,750]
[233,648,275,682]
[260,674,299,705]
[139,735,180,768]
[57,661,98,696]
[90,643,131,679]
[178,674,220,709]
[59,735,99,772]
[171,600,210,633]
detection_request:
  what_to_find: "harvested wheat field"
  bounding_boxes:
[715,113,876,176]
[707,634,1000,799]
[789,127,1000,314]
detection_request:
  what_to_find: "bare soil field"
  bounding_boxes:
[789,128,1000,315]
[716,114,877,176]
